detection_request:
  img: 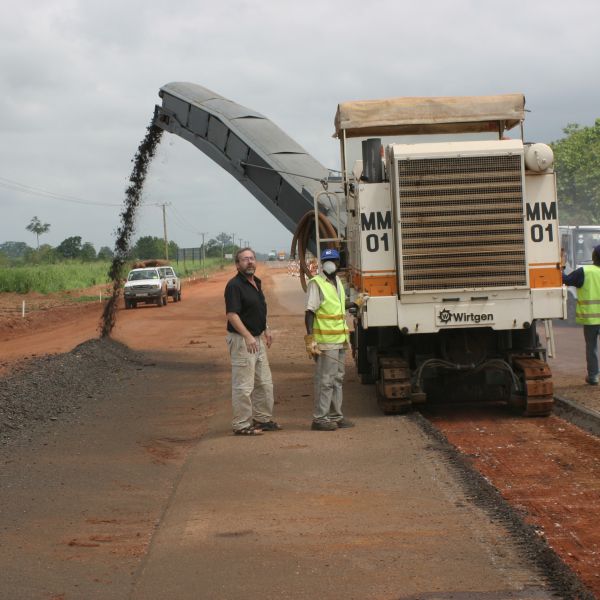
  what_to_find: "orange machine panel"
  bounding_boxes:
[529,266,562,288]
[356,273,397,296]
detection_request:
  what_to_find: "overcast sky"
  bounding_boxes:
[2,0,599,255]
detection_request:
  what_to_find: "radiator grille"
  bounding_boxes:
[397,154,527,292]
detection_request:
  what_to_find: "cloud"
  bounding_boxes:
[1,0,599,252]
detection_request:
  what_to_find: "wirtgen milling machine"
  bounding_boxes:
[155,84,565,416]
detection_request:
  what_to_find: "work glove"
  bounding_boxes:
[304,334,321,359]
[350,293,369,309]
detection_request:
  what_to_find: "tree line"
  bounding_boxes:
[1,222,246,267]
[550,118,600,224]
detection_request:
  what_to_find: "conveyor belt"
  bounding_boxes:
[155,82,335,235]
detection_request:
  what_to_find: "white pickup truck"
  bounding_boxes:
[123,267,168,308]
[157,265,182,302]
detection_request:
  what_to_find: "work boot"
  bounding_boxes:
[311,420,337,431]
[586,376,599,386]
[334,418,355,429]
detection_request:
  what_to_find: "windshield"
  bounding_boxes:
[128,269,159,281]
[575,230,600,265]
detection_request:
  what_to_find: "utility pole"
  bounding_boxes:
[200,232,208,279]
[159,202,171,260]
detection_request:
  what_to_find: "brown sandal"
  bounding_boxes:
[234,426,264,436]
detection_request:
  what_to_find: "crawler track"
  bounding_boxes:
[511,356,554,416]
[421,401,600,598]
[375,357,413,414]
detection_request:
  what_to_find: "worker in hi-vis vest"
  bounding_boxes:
[562,243,600,385]
[304,248,359,431]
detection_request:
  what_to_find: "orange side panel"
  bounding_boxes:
[529,267,562,288]
[359,275,397,296]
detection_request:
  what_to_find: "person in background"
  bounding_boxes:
[225,247,281,435]
[562,244,600,385]
[304,248,356,431]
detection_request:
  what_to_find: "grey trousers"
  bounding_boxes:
[226,332,274,431]
[313,348,345,423]
[584,324,600,379]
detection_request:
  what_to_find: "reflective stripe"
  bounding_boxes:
[576,265,600,325]
[313,327,347,335]
[576,312,600,319]
[311,275,348,344]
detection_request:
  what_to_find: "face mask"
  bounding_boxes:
[322,261,337,275]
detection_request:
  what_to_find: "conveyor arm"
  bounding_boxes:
[155,82,332,234]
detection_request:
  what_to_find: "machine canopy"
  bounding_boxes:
[334,93,525,138]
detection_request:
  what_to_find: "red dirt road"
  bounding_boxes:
[0,267,595,598]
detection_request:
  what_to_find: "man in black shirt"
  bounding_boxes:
[224,248,281,435]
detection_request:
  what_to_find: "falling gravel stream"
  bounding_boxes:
[100,115,163,337]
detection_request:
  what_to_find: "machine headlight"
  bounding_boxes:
[524,143,554,172]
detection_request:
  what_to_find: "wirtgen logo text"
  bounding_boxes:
[438,308,494,325]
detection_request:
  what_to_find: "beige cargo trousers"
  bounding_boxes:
[226,332,274,431]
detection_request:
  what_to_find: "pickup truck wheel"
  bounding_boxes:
[172,291,178,303]
[131,301,137,309]
[124,299,131,309]
[155,296,163,307]
[162,293,167,306]
[178,290,182,301]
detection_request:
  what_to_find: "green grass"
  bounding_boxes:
[0,257,233,294]
[0,261,113,294]
[174,257,231,278]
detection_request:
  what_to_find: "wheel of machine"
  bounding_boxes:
[509,356,554,417]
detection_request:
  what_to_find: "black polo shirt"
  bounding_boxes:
[224,272,267,336]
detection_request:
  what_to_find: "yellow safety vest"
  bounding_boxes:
[576,265,600,325]
[311,275,349,344]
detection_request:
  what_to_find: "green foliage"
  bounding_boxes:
[132,235,178,260]
[0,241,31,259]
[204,233,238,258]
[80,242,97,261]
[56,236,83,259]
[551,119,600,224]
[173,256,230,278]
[0,253,231,294]
[24,244,58,265]
[25,216,50,249]
[0,261,112,294]
[97,246,114,260]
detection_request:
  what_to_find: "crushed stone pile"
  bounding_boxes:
[0,338,143,447]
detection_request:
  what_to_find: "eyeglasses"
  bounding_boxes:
[238,256,256,262]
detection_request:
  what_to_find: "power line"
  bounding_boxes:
[0,175,122,207]
[166,204,204,236]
